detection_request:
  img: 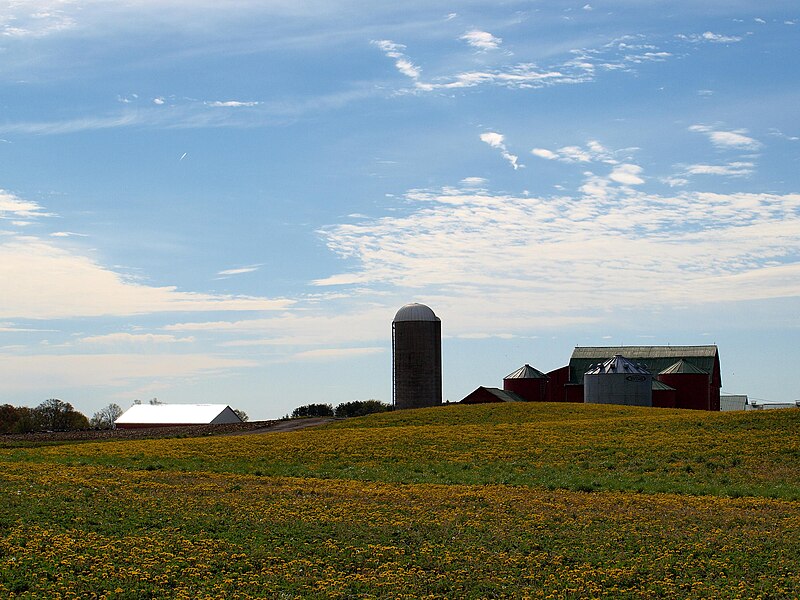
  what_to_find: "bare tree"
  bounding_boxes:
[90,403,124,429]
[233,408,249,422]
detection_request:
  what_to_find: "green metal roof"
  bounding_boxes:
[569,346,720,387]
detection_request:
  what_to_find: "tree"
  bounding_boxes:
[233,409,249,422]
[334,400,392,419]
[291,403,334,418]
[90,403,123,429]
[34,398,89,431]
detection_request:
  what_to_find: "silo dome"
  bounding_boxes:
[392,303,442,410]
[393,303,440,323]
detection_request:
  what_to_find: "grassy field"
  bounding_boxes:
[1,403,799,598]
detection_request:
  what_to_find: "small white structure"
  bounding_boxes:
[720,395,748,411]
[115,404,242,429]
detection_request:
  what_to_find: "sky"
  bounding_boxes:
[1,1,798,420]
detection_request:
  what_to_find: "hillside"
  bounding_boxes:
[1,403,798,598]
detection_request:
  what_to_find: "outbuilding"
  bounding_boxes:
[115,404,242,429]
[460,387,527,404]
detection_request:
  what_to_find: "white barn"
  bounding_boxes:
[115,404,242,429]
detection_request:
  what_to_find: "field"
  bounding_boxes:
[1,403,799,599]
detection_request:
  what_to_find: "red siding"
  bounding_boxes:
[503,377,547,402]
[652,388,678,409]
[657,373,712,411]
[545,366,570,402]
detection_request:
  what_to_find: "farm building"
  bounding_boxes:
[115,404,242,429]
[720,395,749,411]
[503,364,549,402]
[461,387,527,404]
[546,346,722,411]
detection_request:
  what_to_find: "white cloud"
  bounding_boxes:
[372,39,423,82]
[291,347,384,361]
[678,32,743,43]
[531,148,558,160]
[684,162,755,177]
[460,177,488,187]
[0,353,257,393]
[153,97,165,105]
[207,100,260,107]
[217,265,261,276]
[0,235,292,319]
[0,190,50,219]
[50,231,87,238]
[480,132,523,170]
[689,124,761,150]
[609,164,644,185]
[315,181,800,334]
[79,333,195,345]
[461,30,502,51]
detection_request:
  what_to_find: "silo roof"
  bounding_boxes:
[115,404,241,425]
[504,364,548,380]
[652,380,676,391]
[393,302,440,322]
[585,354,650,375]
[658,359,709,375]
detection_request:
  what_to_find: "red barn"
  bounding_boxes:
[546,346,721,411]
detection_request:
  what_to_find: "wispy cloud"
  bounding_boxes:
[316,171,800,333]
[372,40,423,81]
[0,218,292,320]
[291,347,384,361]
[689,124,761,150]
[678,31,743,43]
[480,132,523,170]
[216,265,261,277]
[0,190,51,219]
[79,333,195,346]
[683,162,755,177]
[206,100,261,108]
[460,30,503,51]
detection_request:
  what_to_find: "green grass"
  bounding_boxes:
[1,403,798,598]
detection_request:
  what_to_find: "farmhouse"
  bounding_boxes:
[115,404,242,429]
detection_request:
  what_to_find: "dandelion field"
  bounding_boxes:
[1,404,799,598]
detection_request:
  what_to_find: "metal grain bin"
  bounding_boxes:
[392,303,442,410]
[583,354,652,407]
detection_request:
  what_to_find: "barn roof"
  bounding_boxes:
[461,387,527,403]
[569,346,720,386]
[504,364,548,380]
[115,404,241,426]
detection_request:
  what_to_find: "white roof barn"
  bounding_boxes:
[115,404,242,429]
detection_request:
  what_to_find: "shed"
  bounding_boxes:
[115,404,242,429]
[460,387,527,404]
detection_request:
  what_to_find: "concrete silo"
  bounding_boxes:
[584,354,652,407]
[392,303,442,410]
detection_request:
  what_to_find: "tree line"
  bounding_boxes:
[291,399,391,419]
[0,400,127,434]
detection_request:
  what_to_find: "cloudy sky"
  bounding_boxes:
[1,1,798,419]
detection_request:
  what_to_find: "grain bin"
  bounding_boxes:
[392,303,442,409]
[503,364,549,402]
[656,360,713,410]
[583,354,652,407]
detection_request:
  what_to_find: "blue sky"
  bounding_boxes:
[1,1,798,419]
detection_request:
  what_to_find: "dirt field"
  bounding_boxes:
[0,417,334,444]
